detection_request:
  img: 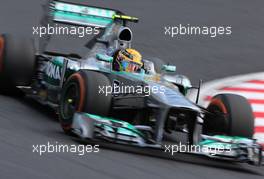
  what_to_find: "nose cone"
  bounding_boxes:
[148,82,201,112]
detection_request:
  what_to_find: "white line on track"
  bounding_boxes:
[255,118,264,126]
[251,104,264,112]
[231,83,264,90]
[210,91,264,100]
[254,133,264,143]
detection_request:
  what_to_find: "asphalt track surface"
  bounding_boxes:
[0,0,264,179]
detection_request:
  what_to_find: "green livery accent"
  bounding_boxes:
[96,53,113,62]
[53,1,116,18]
[162,65,176,72]
[199,135,251,149]
[84,113,145,138]
[53,11,114,27]
[51,1,116,27]
[52,56,64,67]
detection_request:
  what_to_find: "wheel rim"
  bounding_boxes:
[62,83,80,121]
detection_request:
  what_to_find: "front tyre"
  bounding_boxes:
[203,94,254,138]
[59,70,112,133]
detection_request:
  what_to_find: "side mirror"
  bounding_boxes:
[162,65,176,72]
[96,54,113,63]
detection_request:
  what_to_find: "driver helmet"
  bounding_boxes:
[113,48,143,72]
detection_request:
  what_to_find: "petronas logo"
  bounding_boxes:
[45,62,61,80]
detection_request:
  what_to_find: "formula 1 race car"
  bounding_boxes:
[0,0,262,165]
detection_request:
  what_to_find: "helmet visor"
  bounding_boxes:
[121,59,141,72]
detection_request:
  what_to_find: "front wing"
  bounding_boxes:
[70,112,263,166]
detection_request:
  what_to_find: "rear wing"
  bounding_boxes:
[38,0,138,53]
[48,0,138,28]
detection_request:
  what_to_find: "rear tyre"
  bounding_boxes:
[0,34,35,94]
[203,94,254,138]
[59,70,112,134]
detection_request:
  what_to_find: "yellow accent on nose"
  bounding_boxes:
[68,99,73,103]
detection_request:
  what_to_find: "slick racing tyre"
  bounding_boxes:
[0,34,35,93]
[59,70,112,134]
[203,94,254,138]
